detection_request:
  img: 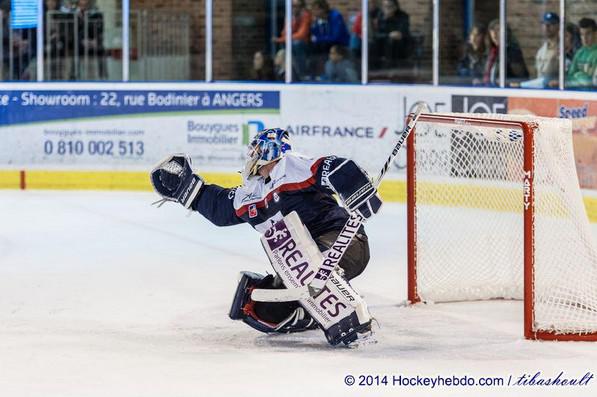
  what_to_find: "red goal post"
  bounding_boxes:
[406,113,597,341]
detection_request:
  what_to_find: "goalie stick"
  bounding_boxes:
[251,103,429,303]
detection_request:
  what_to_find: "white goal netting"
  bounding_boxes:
[411,113,597,337]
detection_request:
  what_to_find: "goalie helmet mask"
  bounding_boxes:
[243,128,292,179]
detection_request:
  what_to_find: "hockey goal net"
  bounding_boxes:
[407,112,597,340]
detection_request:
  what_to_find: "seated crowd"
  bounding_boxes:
[253,0,416,83]
[458,13,595,89]
[3,0,594,88]
[255,0,595,88]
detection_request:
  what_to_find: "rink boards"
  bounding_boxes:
[0,169,595,223]
[1,82,596,221]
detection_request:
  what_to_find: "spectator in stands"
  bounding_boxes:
[350,0,382,59]
[76,0,106,80]
[251,50,275,81]
[1,2,9,80]
[60,0,75,12]
[513,12,559,89]
[273,0,311,80]
[10,29,36,80]
[369,0,411,70]
[44,0,61,45]
[323,45,358,83]
[457,23,487,85]
[308,0,350,79]
[564,22,582,71]
[546,22,583,87]
[273,48,300,82]
[567,18,596,89]
[0,0,36,80]
[274,49,286,81]
[44,0,68,80]
[483,19,528,86]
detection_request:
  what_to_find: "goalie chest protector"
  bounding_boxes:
[232,154,350,237]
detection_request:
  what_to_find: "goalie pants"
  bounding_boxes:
[254,230,370,324]
[316,230,370,280]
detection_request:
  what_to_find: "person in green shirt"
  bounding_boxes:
[567,18,596,88]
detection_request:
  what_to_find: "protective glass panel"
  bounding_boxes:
[1,1,38,80]
[294,0,360,83]
[368,0,432,84]
[505,1,560,89]
[129,0,203,81]
[439,0,498,86]
[564,2,596,89]
[213,1,281,82]
[42,0,115,80]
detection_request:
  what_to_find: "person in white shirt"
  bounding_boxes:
[514,12,560,89]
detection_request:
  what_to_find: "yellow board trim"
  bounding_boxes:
[0,170,243,191]
[25,170,151,191]
[0,170,21,189]
[0,170,596,223]
[585,196,597,224]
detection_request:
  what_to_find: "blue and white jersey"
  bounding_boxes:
[191,153,361,239]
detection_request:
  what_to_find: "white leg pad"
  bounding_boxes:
[260,211,372,335]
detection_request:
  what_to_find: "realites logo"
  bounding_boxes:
[263,219,292,250]
[263,218,317,288]
[452,95,508,114]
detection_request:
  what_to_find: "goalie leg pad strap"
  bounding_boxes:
[229,271,318,334]
[229,271,277,333]
[324,311,372,346]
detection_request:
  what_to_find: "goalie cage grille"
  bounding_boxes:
[406,113,597,341]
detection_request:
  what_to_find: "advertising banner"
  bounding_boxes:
[0,86,453,178]
[0,89,280,172]
[508,97,597,190]
[0,84,595,195]
[277,87,451,177]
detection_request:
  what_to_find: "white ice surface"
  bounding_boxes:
[1,190,597,397]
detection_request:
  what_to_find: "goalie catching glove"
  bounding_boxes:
[325,159,382,219]
[150,154,204,209]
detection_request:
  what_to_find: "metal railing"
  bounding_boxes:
[2,10,38,81]
[135,10,190,80]
[1,9,190,81]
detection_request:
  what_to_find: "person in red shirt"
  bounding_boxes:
[273,0,312,80]
[350,0,382,58]
[482,19,529,86]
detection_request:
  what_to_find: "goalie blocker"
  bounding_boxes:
[230,212,373,346]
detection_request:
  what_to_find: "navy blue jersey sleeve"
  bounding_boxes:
[192,184,245,227]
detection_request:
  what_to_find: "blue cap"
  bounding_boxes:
[543,12,560,25]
